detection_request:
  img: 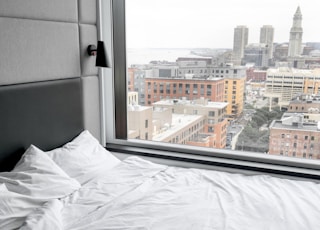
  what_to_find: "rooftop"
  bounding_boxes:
[271,120,320,132]
[267,68,320,76]
[270,113,320,132]
[153,98,228,109]
[128,104,152,112]
[153,113,204,141]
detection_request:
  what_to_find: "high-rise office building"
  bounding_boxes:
[260,25,274,60]
[233,26,249,65]
[288,6,303,57]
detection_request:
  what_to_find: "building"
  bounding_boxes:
[127,93,229,149]
[288,6,303,57]
[265,68,320,107]
[288,95,320,113]
[176,57,213,79]
[224,77,245,119]
[274,43,289,62]
[144,60,246,119]
[153,98,228,148]
[128,91,139,105]
[287,95,320,122]
[269,114,320,159]
[149,61,179,78]
[152,111,210,147]
[260,25,274,60]
[130,67,155,106]
[243,43,269,67]
[233,25,249,65]
[152,105,215,147]
[306,42,320,50]
[144,77,225,105]
[128,68,135,91]
[127,104,153,140]
[287,55,320,69]
[246,68,267,82]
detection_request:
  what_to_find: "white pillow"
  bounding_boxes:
[0,145,81,199]
[46,130,120,185]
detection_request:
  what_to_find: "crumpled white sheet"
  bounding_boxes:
[19,199,63,230]
[22,156,320,230]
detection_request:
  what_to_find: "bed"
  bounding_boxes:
[1,79,320,230]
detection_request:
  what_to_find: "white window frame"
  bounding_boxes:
[99,0,320,179]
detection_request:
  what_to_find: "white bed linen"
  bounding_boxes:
[19,199,63,230]
[0,145,81,230]
[44,156,320,230]
[0,184,57,230]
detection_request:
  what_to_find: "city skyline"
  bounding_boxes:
[126,0,320,49]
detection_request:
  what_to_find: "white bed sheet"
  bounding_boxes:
[26,156,320,230]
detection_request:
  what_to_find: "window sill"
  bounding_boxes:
[106,142,320,181]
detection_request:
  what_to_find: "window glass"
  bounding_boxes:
[124,0,320,161]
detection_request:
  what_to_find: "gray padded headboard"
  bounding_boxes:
[0,78,85,171]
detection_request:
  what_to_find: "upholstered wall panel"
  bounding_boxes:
[81,76,101,141]
[80,24,98,76]
[0,0,102,141]
[0,18,81,85]
[0,0,78,22]
[79,0,97,24]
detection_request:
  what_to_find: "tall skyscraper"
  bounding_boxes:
[288,6,303,57]
[233,26,249,65]
[260,25,274,60]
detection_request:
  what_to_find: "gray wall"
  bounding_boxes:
[0,0,101,140]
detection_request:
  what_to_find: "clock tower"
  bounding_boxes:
[288,6,303,57]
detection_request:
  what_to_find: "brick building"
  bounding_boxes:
[246,68,267,82]
[269,114,320,159]
[144,77,225,105]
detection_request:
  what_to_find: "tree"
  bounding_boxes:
[235,106,284,153]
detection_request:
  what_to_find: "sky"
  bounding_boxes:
[126,0,320,49]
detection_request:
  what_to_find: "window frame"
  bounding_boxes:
[101,0,320,179]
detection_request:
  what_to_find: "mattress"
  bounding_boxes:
[61,156,320,230]
[1,131,320,230]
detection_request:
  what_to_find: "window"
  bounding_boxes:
[104,0,320,178]
[208,111,215,117]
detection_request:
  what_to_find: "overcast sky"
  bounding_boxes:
[126,0,320,49]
